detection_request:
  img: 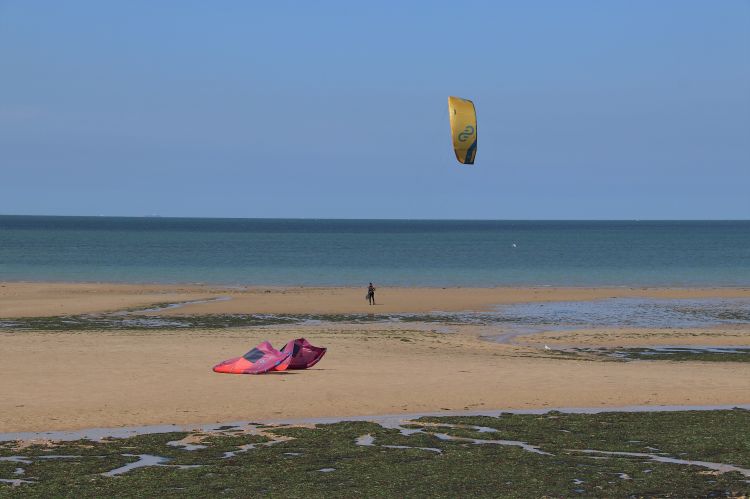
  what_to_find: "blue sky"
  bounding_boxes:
[1,0,748,219]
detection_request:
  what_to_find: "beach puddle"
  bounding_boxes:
[137,296,232,313]
[355,433,442,454]
[100,454,200,477]
[355,420,545,456]
[355,434,375,446]
[102,454,170,477]
[432,433,550,455]
[221,443,258,459]
[0,478,36,486]
[167,435,208,451]
[572,345,750,362]
[574,449,750,478]
[0,456,32,464]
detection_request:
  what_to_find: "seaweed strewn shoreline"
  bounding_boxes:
[1,410,748,497]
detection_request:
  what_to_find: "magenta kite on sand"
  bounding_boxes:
[282,337,327,369]
[213,338,326,375]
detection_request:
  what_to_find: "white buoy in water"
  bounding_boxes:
[512,243,517,248]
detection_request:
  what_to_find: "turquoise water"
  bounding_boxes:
[0,216,748,286]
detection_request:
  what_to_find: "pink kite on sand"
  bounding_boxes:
[212,341,292,375]
[213,338,326,375]
[277,337,327,370]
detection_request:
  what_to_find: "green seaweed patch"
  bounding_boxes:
[617,347,750,362]
[1,411,748,497]
[413,409,750,467]
[569,346,750,363]
[0,311,495,332]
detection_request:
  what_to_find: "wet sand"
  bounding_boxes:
[521,324,750,348]
[2,281,750,317]
[0,282,215,318]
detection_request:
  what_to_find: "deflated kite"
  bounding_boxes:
[212,341,292,374]
[280,337,327,369]
[213,338,326,375]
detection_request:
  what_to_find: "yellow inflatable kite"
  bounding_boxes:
[448,96,477,165]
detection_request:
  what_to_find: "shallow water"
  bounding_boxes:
[221,444,257,459]
[3,297,749,334]
[0,478,35,486]
[167,438,207,451]
[127,296,232,314]
[493,298,750,329]
[355,433,442,453]
[637,346,750,354]
[576,450,750,478]
[101,454,200,477]
[101,454,170,477]
[0,457,31,464]
[432,433,550,455]
[570,345,750,361]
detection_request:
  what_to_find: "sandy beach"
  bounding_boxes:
[3,281,750,317]
[1,282,749,433]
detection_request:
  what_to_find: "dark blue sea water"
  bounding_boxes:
[0,216,748,286]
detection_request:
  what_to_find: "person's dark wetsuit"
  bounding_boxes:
[367,283,376,305]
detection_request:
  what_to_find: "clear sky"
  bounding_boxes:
[1,1,748,219]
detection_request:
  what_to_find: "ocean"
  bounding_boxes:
[0,216,748,286]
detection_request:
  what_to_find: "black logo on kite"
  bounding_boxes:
[458,125,475,142]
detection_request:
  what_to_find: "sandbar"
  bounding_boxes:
[2,281,750,317]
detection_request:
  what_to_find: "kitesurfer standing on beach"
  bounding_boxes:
[366,282,376,305]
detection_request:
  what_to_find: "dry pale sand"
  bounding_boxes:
[2,283,749,434]
[1,324,750,433]
[3,281,750,318]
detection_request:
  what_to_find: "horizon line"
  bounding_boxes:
[1,213,749,222]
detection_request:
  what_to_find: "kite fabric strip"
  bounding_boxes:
[277,338,327,370]
[212,341,292,374]
[213,338,326,375]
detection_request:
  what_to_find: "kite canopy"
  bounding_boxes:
[279,338,327,369]
[213,338,326,375]
[448,96,477,165]
[212,341,292,375]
